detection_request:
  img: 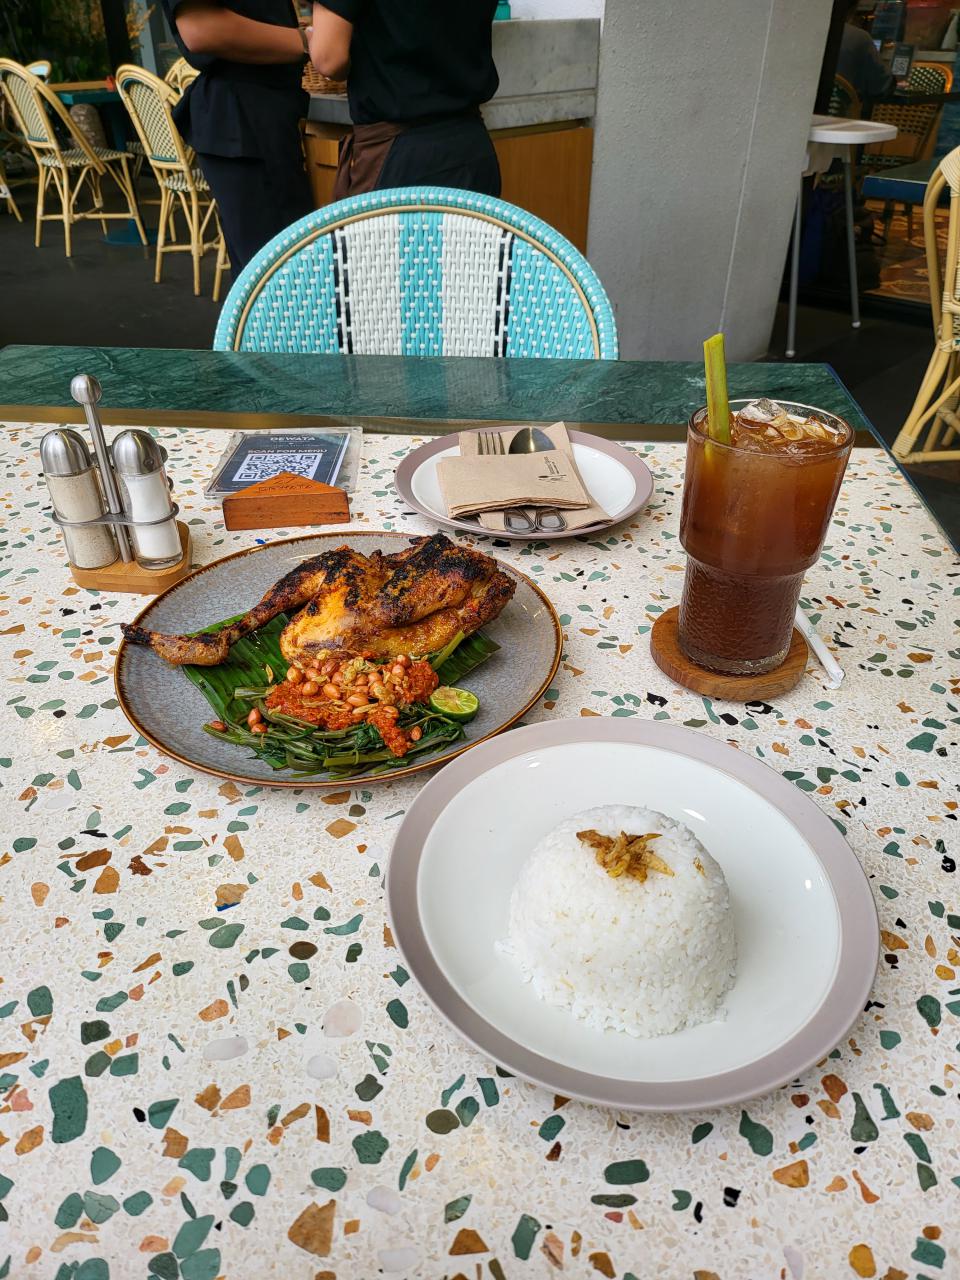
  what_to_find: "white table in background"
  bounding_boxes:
[786,114,898,358]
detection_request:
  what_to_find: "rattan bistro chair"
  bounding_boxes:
[865,63,953,172]
[0,159,22,220]
[894,147,960,462]
[829,73,862,121]
[214,187,618,357]
[164,58,199,94]
[116,64,227,299]
[0,58,146,256]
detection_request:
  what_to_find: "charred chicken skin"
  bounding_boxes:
[121,533,516,667]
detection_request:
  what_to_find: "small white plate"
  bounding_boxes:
[394,430,654,540]
[387,721,879,1110]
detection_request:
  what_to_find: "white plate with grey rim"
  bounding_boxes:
[394,429,655,540]
[386,719,879,1111]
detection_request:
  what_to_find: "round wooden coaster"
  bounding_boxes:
[650,606,808,701]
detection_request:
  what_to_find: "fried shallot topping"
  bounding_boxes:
[577,829,674,882]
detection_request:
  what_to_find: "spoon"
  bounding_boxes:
[508,428,568,531]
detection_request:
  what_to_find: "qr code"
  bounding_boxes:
[232,451,323,483]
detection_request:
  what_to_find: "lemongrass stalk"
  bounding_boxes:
[703,332,732,445]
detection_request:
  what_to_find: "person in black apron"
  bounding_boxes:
[307,1,500,200]
[160,0,314,273]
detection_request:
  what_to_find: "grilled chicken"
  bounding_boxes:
[121,533,516,667]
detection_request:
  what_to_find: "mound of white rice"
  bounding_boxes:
[502,804,736,1038]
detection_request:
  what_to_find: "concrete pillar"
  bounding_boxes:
[587,0,832,360]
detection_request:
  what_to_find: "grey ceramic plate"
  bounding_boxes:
[115,532,562,789]
[394,430,655,541]
[386,720,879,1111]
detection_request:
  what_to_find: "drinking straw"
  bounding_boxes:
[703,333,731,445]
[794,607,845,689]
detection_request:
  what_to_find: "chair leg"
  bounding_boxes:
[59,169,74,258]
[189,190,201,296]
[906,203,915,242]
[155,186,169,284]
[91,172,107,235]
[927,352,959,451]
[880,199,894,244]
[843,156,860,328]
[34,170,46,248]
[893,346,956,460]
[114,157,147,246]
[1,166,22,222]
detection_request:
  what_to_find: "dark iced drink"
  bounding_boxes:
[678,399,854,675]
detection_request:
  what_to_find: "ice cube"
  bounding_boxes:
[740,397,785,423]
[771,413,840,442]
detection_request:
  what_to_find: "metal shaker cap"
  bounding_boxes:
[111,429,168,476]
[40,428,94,477]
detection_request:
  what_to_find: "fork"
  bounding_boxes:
[476,431,535,533]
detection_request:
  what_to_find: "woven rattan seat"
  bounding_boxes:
[159,167,210,193]
[38,145,128,168]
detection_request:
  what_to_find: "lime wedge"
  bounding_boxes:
[429,686,479,722]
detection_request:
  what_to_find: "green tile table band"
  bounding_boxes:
[0,346,872,434]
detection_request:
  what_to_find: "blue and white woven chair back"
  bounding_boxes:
[214,187,618,359]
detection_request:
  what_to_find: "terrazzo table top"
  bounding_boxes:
[1,423,958,1280]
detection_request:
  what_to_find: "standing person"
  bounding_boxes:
[160,0,314,273]
[837,0,894,103]
[307,1,501,200]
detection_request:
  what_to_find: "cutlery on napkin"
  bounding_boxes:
[439,422,612,533]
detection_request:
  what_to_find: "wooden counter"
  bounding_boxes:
[303,118,594,252]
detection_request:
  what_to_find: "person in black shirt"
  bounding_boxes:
[837,0,894,103]
[307,1,501,200]
[160,0,314,273]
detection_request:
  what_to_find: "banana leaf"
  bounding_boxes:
[180,613,497,778]
[432,631,499,685]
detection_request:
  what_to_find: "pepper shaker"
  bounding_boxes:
[40,429,119,570]
[112,430,183,570]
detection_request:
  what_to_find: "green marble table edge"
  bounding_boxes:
[0,345,878,444]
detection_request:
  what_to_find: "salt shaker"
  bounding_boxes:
[40,429,119,570]
[112,430,182,570]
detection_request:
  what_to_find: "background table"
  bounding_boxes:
[51,83,128,153]
[0,419,957,1278]
[786,116,899,359]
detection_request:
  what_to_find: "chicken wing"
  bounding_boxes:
[122,534,516,667]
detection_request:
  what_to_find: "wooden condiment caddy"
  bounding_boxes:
[222,471,350,531]
[69,521,193,593]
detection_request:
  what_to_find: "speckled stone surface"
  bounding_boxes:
[0,346,872,434]
[1,423,957,1280]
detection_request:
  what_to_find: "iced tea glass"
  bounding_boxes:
[678,399,854,675]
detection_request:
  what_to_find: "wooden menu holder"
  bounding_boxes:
[221,471,350,531]
[69,521,192,594]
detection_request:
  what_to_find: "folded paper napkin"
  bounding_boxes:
[438,422,612,533]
